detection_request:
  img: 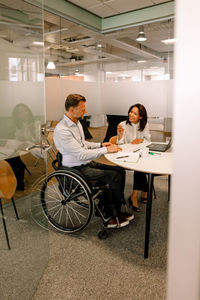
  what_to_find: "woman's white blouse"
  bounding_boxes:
[117,121,151,144]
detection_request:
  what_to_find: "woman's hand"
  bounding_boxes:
[131,138,144,144]
[117,125,124,140]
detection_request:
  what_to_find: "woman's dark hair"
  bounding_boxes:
[126,103,147,131]
[65,94,86,111]
[12,103,34,129]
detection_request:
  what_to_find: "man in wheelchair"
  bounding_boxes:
[53,94,134,229]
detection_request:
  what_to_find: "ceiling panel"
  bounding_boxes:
[66,0,101,10]
[107,0,154,14]
[67,0,172,17]
[87,5,119,18]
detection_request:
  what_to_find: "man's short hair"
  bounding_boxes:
[65,94,86,111]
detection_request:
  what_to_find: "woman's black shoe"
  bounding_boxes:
[128,196,141,212]
[141,197,147,203]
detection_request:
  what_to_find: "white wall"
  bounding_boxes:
[102,80,173,117]
[45,78,173,120]
[167,0,200,299]
[45,78,101,120]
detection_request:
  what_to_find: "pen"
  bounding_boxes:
[116,155,129,159]
[149,152,161,155]
[133,149,140,152]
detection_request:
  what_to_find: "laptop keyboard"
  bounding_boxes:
[148,143,168,151]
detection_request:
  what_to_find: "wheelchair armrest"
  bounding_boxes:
[52,159,59,170]
[52,152,63,170]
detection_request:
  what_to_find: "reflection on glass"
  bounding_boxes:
[0,1,49,299]
[9,57,38,82]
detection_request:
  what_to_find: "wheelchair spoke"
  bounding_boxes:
[67,206,74,227]
[58,206,64,224]
[73,199,89,210]
[48,203,63,214]
[68,202,86,219]
[65,206,69,226]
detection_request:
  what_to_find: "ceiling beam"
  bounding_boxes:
[101,2,175,32]
[24,0,102,31]
[24,0,175,33]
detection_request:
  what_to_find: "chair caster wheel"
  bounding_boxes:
[98,229,108,240]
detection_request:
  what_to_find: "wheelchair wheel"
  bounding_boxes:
[98,229,108,240]
[41,170,93,233]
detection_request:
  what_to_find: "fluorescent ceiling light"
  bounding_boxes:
[47,61,56,69]
[161,38,177,45]
[137,60,146,63]
[32,41,44,46]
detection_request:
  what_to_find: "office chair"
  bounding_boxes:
[0,160,19,249]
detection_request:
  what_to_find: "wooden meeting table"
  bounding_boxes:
[105,143,173,258]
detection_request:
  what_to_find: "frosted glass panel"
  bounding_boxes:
[0,2,49,300]
[0,3,45,160]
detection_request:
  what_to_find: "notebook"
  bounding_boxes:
[147,138,172,152]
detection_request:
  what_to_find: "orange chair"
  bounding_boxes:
[0,160,19,249]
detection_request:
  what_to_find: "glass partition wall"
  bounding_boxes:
[0,1,49,299]
[44,13,174,83]
[44,11,174,138]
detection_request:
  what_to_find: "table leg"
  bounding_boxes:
[168,175,171,201]
[144,173,154,258]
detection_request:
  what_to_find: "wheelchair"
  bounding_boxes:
[34,153,127,239]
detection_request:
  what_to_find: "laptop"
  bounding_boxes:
[147,138,172,152]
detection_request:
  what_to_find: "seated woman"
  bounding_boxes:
[12,103,38,143]
[117,104,151,212]
[6,103,42,190]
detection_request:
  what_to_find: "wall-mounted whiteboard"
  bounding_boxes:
[45,78,173,120]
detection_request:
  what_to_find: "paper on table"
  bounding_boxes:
[114,151,140,163]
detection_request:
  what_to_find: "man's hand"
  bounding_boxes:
[131,138,144,144]
[106,144,122,153]
[117,125,124,140]
[101,142,112,147]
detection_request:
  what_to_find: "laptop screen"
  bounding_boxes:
[147,138,172,152]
